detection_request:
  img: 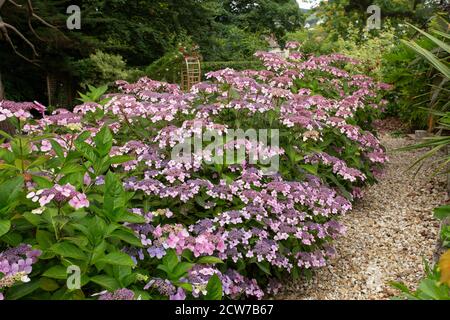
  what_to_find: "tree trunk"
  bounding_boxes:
[0,70,16,137]
[0,70,4,100]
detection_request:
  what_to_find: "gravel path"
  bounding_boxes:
[279,133,447,300]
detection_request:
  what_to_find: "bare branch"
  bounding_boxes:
[0,19,38,57]
[24,0,70,42]
[28,17,44,41]
[0,0,68,64]
[25,0,45,41]
[0,24,36,64]
[8,0,21,8]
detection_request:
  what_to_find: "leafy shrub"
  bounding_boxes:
[200,26,268,61]
[71,51,140,89]
[144,33,203,84]
[0,45,390,300]
[334,24,399,81]
[382,16,450,129]
[144,49,185,84]
[382,41,432,126]
[285,27,335,56]
[0,104,225,300]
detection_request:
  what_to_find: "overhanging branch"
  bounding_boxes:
[0,0,67,65]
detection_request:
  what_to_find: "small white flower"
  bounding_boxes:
[31,207,45,215]
[26,192,35,199]
[91,290,108,297]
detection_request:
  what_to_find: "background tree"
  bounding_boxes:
[218,0,303,43]
[0,0,71,101]
[0,0,67,133]
[0,0,303,103]
[314,0,445,39]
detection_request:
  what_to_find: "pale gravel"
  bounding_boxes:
[278,133,447,300]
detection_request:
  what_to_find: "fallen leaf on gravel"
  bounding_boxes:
[439,250,450,286]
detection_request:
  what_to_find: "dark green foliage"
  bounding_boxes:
[144,50,184,84]
[0,0,302,102]
[382,41,435,129]
[199,25,269,61]
[69,51,142,89]
[219,0,303,43]
[382,16,450,129]
[315,0,444,39]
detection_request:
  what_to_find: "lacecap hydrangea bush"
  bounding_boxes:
[0,42,391,300]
